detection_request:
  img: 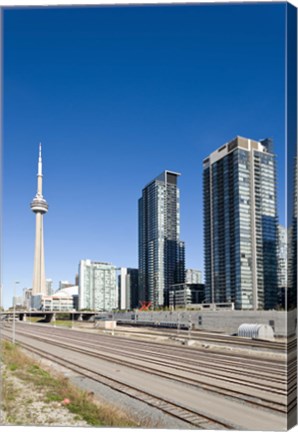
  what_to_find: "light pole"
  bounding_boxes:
[29,296,31,324]
[177,311,181,337]
[111,310,115,336]
[0,283,3,312]
[12,281,19,344]
[72,309,75,329]
[188,312,192,340]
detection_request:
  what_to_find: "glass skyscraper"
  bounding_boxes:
[118,268,139,310]
[287,158,297,310]
[138,171,185,308]
[203,136,278,310]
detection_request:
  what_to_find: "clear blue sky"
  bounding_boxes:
[2,3,286,308]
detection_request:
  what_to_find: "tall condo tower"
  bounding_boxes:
[138,171,185,308]
[30,144,48,296]
[203,136,278,310]
[78,260,118,311]
[288,158,297,309]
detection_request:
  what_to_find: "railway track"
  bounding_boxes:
[14,327,288,389]
[19,323,289,369]
[2,324,293,415]
[18,322,288,365]
[116,322,291,351]
[2,332,237,430]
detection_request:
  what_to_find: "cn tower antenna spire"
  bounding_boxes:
[38,142,42,176]
[36,143,44,197]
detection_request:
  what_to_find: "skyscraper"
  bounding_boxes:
[287,158,297,310]
[118,268,139,310]
[203,136,278,310]
[31,144,48,296]
[46,278,53,296]
[138,171,185,308]
[78,260,117,311]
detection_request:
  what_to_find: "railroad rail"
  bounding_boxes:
[116,321,292,352]
[2,323,294,416]
[14,322,289,368]
[2,332,237,430]
[14,326,288,388]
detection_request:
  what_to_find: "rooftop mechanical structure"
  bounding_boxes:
[31,143,48,296]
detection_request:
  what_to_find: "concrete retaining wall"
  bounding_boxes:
[113,309,296,337]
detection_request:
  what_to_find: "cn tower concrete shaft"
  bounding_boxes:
[30,144,48,296]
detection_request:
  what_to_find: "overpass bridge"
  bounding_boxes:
[0,311,98,323]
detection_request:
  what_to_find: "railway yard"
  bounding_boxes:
[1,321,296,430]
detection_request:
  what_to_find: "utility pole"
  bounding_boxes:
[177,311,181,337]
[12,281,19,344]
[0,284,3,311]
[72,309,75,329]
[188,312,192,340]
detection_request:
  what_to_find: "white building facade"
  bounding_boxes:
[185,269,202,284]
[46,279,53,296]
[119,268,130,311]
[59,280,73,290]
[79,260,118,311]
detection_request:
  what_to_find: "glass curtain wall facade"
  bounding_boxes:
[203,136,278,310]
[139,171,185,308]
[119,268,139,310]
[277,224,287,308]
[288,158,297,310]
[78,260,117,311]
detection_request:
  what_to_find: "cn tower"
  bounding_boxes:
[30,144,48,296]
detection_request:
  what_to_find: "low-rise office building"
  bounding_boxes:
[169,283,205,308]
[31,292,74,311]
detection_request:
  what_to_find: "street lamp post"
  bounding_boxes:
[12,281,20,344]
[111,310,115,336]
[188,312,192,340]
[177,311,181,337]
[72,309,75,329]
